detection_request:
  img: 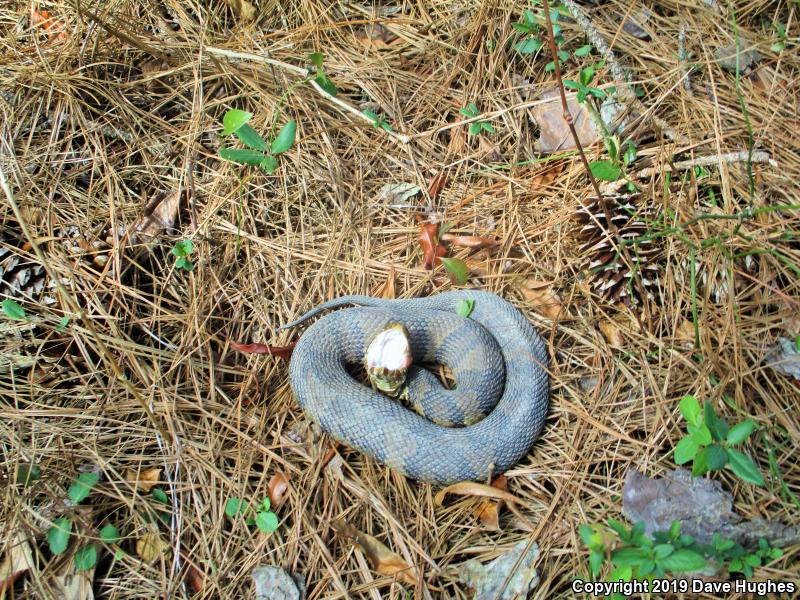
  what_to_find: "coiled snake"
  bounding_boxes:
[283,290,549,484]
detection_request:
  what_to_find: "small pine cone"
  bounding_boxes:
[0,230,52,303]
[576,194,661,306]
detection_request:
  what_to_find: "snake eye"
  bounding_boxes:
[365,323,411,397]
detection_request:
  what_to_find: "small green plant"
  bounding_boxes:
[728,537,783,578]
[674,395,765,486]
[225,496,279,533]
[309,52,338,96]
[459,102,495,136]
[771,22,788,53]
[564,64,606,104]
[218,109,297,174]
[362,109,394,132]
[171,239,194,272]
[512,3,579,71]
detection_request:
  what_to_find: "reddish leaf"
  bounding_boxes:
[180,550,205,593]
[30,10,68,42]
[230,341,295,360]
[418,221,447,268]
[268,472,290,508]
[440,234,498,249]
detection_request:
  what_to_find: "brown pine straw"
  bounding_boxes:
[1,0,799,598]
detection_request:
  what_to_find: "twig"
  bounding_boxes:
[633,151,777,180]
[678,25,693,96]
[205,46,411,144]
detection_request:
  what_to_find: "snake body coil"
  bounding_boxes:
[284,291,549,484]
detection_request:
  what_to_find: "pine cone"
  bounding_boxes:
[0,229,51,303]
[576,194,661,306]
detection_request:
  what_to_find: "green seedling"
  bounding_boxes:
[674,395,764,486]
[460,102,495,136]
[2,299,26,321]
[309,52,338,96]
[171,239,194,272]
[219,109,296,174]
[362,109,394,132]
[225,496,280,534]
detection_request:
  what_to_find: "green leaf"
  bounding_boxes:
[468,102,478,114]
[545,61,555,72]
[623,142,637,166]
[315,74,338,96]
[727,420,755,445]
[557,49,570,63]
[511,22,534,35]
[577,90,587,103]
[659,549,706,572]
[588,160,621,181]
[515,38,543,54]
[225,498,248,518]
[609,566,632,582]
[68,472,100,504]
[674,436,699,465]
[255,511,279,533]
[74,544,97,571]
[603,136,619,163]
[638,559,655,576]
[481,122,495,134]
[574,44,593,57]
[589,550,604,577]
[580,66,595,86]
[611,547,648,567]
[795,334,800,352]
[701,443,729,471]
[234,123,269,151]
[172,239,193,257]
[653,544,674,559]
[260,155,279,174]
[16,463,41,486]
[55,316,70,333]
[219,148,269,166]
[152,488,169,504]
[669,520,681,539]
[261,497,271,512]
[271,121,297,155]
[459,106,477,118]
[563,79,580,90]
[100,524,121,544]
[679,395,702,427]
[468,122,482,136]
[607,519,630,542]
[48,518,72,555]
[309,52,324,69]
[455,299,475,318]
[222,109,253,135]
[175,257,194,272]
[692,446,709,476]
[690,424,712,445]
[727,448,765,486]
[439,257,469,284]
[589,88,606,99]
[2,299,26,321]
[771,41,785,52]
[578,525,594,546]
[114,548,126,560]
[703,400,723,439]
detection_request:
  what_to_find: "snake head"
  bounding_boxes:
[365,322,412,397]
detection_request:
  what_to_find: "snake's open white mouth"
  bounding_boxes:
[366,323,412,371]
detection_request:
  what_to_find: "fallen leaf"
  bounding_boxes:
[268,472,290,508]
[230,341,296,360]
[418,221,447,269]
[378,182,420,206]
[132,189,181,243]
[333,522,417,586]
[180,550,205,593]
[435,481,523,507]
[526,163,564,191]
[518,279,564,320]
[457,540,540,600]
[674,319,698,347]
[319,442,341,470]
[765,338,800,381]
[354,23,398,49]
[473,475,508,530]
[532,88,599,153]
[30,10,68,42]
[135,531,169,563]
[427,173,448,201]
[623,469,800,550]
[53,572,94,600]
[0,529,35,595]
[124,467,161,493]
[598,319,625,347]
[373,266,396,299]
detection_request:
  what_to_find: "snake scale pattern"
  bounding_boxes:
[284,291,549,484]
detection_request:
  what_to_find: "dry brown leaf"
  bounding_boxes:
[473,475,508,530]
[30,10,68,42]
[598,319,625,347]
[180,550,205,593]
[417,221,447,269]
[427,173,448,201]
[53,573,94,600]
[674,319,698,347]
[532,88,599,153]
[224,0,256,21]
[374,266,396,299]
[124,467,161,493]
[0,529,35,595]
[519,280,564,320]
[435,481,523,507]
[136,531,169,563]
[268,472,290,508]
[133,189,180,243]
[333,522,417,586]
[527,163,563,191]
[354,23,398,49]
